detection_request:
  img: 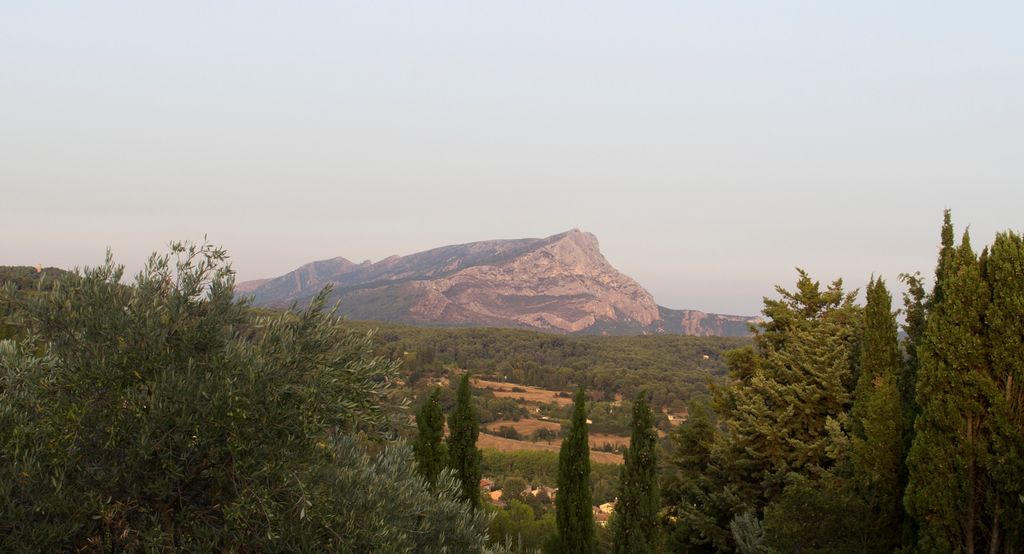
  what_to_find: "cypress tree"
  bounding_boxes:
[557,386,595,553]
[898,272,926,436]
[414,387,447,485]
[448,374,482,508]
[906,229,992,553]
[898,222,948,551]
[981,231,1024,551]
[612,391,660,553]
[931,208,956,308]
[851,277,902,434]
[849,277,904,551]
[897,271,927,547]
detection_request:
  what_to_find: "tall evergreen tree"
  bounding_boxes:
[980,231,1024,552]
[851,277,902,434]
[849,277,904,551]
[931,208,956,308]
[413,387,447,485]
[897,271,927,546]
[898,272,926,433]
[612,391,660,554]
[447,374,482,508]
[897,270,929,411]
[720,270,860,505]
[557,386,595,554]
[662,400,739,553]
[906,229,993,553]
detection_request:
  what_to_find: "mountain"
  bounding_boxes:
[238,230,758,336]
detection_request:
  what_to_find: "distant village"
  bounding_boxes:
[479,478,617,526]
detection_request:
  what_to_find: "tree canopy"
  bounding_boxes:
[0,243,500,552]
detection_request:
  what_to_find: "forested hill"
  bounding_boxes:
[0,266,69,291]
[342,319,751,410]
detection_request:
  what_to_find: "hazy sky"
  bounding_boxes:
[2,2,1022,316]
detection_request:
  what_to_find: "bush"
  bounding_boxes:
[487,500,557,552]
[0,242,500,552]
[532,428,558,443]
[495,426,523,440]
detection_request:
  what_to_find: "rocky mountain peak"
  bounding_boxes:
[542,228,600,254]
[238,231,757,336]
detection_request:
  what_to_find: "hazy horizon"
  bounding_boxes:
[3,2,1022,316]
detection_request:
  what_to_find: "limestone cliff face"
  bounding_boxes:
[407,230,660,333]
[240,230,755,337]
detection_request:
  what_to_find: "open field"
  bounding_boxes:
[483,418,636,449]
[474,378,573,406]
[472,379,644,463]
[478,432,623,464]
[590,433,631,448]
[483,418,561,434]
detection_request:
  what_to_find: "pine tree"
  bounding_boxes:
[557,386,595,554]
[980,231,1024,551]
[730,511,767,554]
[612,391,660,553]
[906,229,992,553]
[413,387,447,485]
[721,270,860,504]
[447,374,481,508]
[849,277,904,551]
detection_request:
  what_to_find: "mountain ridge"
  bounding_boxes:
[239,230,758,337]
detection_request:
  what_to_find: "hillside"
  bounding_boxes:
[0,265,69,291]
[239,229,758,336]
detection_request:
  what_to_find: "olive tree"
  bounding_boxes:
[0,242,499,552]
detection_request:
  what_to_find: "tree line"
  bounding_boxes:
[663,211,1023,553]
[345,319,749,412]
[419,211,1023,553]
[3,210,1020,552]
[0,244,504,551]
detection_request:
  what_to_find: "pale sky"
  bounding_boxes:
[2,2,1022,316]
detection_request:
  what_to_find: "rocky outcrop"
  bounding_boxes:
[232,278,269,294]
[238,230,757,336]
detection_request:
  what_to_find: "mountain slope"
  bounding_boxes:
[239,230,757,336]
[0,266,70,291]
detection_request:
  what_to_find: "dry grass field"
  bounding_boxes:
[473,378,574,406]
[474,379,639,461]
[481,417,634,460]
[477,432,623,464]
[590,433,631,448]
[483,418,561,434]
[467,378,641,464]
